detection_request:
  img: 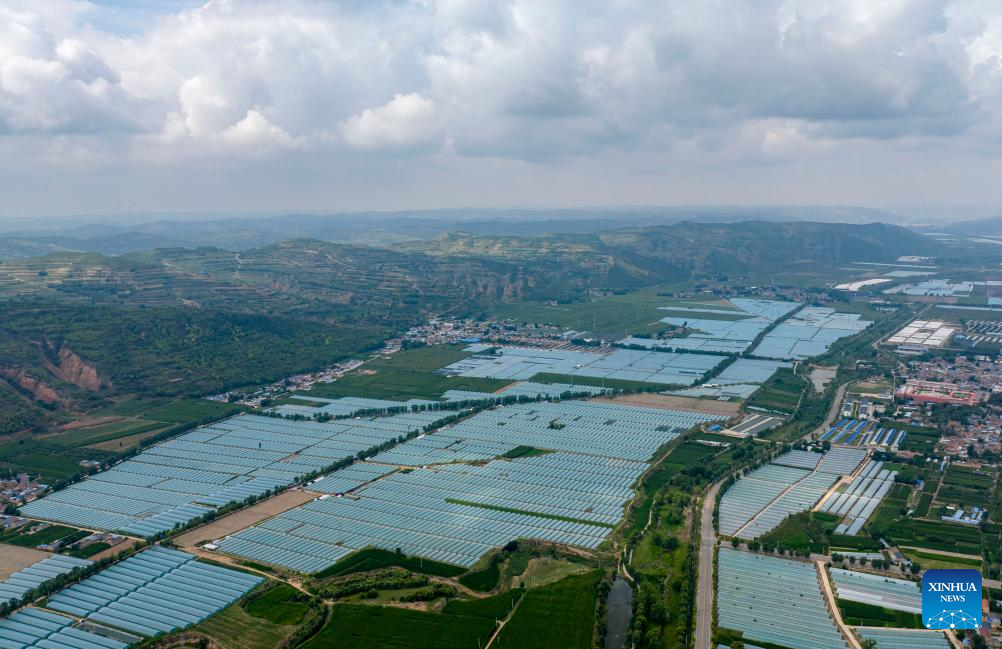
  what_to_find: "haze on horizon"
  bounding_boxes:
[3,0,1002,218]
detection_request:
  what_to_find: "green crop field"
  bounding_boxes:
[188,598,302,649]
[880,518,982,555]
[662,442,721,468]
[141,399,247,423]
[0,524,83,547]
[305,345,510,400]
[745,368,805,414]
[46,419,168,447]
[243,583,310,626]
[301,604,496,649]
[914,493,934,517]
[313,548,465,579]
[493,571,601,649]
[757,512,840,554]
[0,438,114,481]
[837,599,923,629]
[442,589,523,620]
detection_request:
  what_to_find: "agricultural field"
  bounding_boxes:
[0,438,115,481]
[493,571,602,649]
[0,523,84,548]
[306,345,511,400]
[935,464,996,508]
[837,599,923,629]
[300,603,497,649]
[757,511,841,554]
[745,368,806,414]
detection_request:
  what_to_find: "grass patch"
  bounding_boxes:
[313,548,465,579]
[837,599,923,629]
[662,441,720,468]
[243,583,309,626]
[900,548,982,570]
[47,419,166,447]
[301,604,496,649]
[446,498,615,529]
[757,512,840,554]
[443,589,523,619]
[745,368,805,414]
[458,555,502,592]
[493,571,602,649]
[188,596,303,649]
[0,524,83,547]
[502,445,551,459]
[141,399,247,423]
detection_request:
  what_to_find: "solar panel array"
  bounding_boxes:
[370,401,724,465]
[0,555,91,604]
[46,546,262,637]
[855,627,950,649]
[830,568,921,614]
[0,608,127,649]
[751,307,872,360]
[820,461,896,535]
[21,412,446,536]
[717,549,848,649]
[821,418,906,448]
[438,346,724,385]
[216,451,647,572]
[719,448,867,539]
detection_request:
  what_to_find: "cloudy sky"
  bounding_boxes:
[3,0,1002,217]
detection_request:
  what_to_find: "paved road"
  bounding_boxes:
[694,479,724,649]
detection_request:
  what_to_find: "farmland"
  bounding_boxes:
[493,571,602,649]
[300,604,497,649]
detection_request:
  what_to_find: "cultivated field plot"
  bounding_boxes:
[820,461,897,535]
[275,382,612,418]
[856,627,950,648]
[717,549,848,649]
[0,554,91,603]
[884,279,974,297]
[830,568,921,613]
[438,346,724,385]
[628,298,801,354]
[719,449,867,538]
[751,307,872,360]
[821,419,906,448]
[0,607,127,649]
[370,400,724,465]
[216,452,640,572]
[21,412,447,536]
[45,546,261,638]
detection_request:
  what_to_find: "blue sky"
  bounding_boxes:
[2,0,1002,217]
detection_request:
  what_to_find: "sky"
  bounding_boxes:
[3,0,1002,217]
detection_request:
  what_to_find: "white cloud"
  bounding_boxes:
[3,0,1002,214]
[342,93,437,149]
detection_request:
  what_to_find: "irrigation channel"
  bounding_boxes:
[604,575,633,649]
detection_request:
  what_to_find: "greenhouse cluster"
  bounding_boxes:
[45,546,262,638]
[439,345,725,385]
[373,400,724,465]
[216,451,644,572]
[820,461,897,535]
[855,627,951,648]
[717,548,848,649]
[20,412,447,536]
[0,555,91,604]
[0,607,126,649]
[750,307,872,360]
[831,568,921,614]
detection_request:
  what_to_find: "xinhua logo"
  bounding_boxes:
[922,568,982,630]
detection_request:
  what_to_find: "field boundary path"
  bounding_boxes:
[815,560,863,649]
[694,478,724,649]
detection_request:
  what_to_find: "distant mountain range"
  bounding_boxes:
[0,205,922,259]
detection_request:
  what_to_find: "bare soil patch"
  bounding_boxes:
[589,393,741,417]
[173,489,316,549]
[0,544,51,579]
